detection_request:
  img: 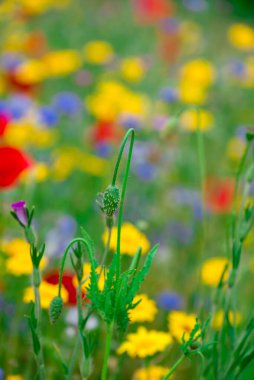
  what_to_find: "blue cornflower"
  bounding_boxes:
[39,106,59,127]
[157,291,183,311]
[159,87,178,103]
[53,92,82,115]
[7,95,32,119]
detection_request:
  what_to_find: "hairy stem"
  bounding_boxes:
[101,323,114,380]
[111,128,135,280]
[163,355,185,380]
[32,268,46,380]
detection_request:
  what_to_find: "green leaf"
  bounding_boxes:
[126,244,159,305]
[26,302,40,356]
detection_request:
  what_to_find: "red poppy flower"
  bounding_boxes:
[0,113,10,137]
[5,71,38,94]
[0,146,32,188]
[132,0,173,24]
[91,120,122,144]
[205,177,234,214]
[44,270,89,306]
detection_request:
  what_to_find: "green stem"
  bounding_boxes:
[66,330,80,379]
[163,355,185,380]
[196,108,206,213]
[101,323,114,380]
[100,226,112,274]
[58,237,96,297]
[111,128,135,280]
[32,268,46,380]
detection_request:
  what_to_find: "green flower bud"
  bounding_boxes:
[49,296,63,324]
[102,185,120,217]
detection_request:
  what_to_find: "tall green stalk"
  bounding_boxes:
[32,268,46,380]
[100,128,135,379]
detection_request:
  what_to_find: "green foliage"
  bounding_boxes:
[86,242,159,332]
[26,302,41,356]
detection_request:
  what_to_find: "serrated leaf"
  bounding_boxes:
[126,244,159,305]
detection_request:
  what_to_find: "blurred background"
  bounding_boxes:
[0,0,254,379]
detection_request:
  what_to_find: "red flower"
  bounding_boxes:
[132,0,173,24]
[44,270,89,306]
[0,146,32,188]
[5,71,39,94]
[205,177,234,214]
[91,120,122,144]
[0,113,10,137]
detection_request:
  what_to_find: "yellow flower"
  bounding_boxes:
[168,311,197,343]
[180,59,215,87]
[21,162,49,183]
[43,50,81,76]
[179,82,207,105]
[6,376,23,380]
[212,309,242,330]
[117,327,172,358]
[4,239,47,276]
[121,57,145,82]
[18,0,70,14]
[51,147,108,180]
[23,281,68,309]
[227,137,246,162]
[129,294,158,323]
[15,59,47,84]
[102,223,150,256]
[201,257,230,287]
[228,24,254,51]
[133,365,170,380]
[83,41,114,64]
[86,80,149,121]
[180,109,214,132]
[4,123,56,148]
[73,262,106,291]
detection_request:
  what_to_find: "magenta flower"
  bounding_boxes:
[11,200,28,226]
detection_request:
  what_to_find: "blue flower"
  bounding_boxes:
[120,114,141,129]
[159,18,179,33]
[39,106,59,127]
[46,215,77,258]
[183,0,208,12]
[94,142,112,158]
[159,87,178,103]
[1,53,23,70]
[134,162,156,181]
[7,95,32,119]
[157,292,183,311]
[53,92,82,115]
[230,60,246,78]
[0,368,4,380]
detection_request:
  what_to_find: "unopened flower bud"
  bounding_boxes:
[49,296,63,324]
[102,185,120,217]
[11,200,28,226]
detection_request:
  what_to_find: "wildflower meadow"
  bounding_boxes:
[1,0,254,379]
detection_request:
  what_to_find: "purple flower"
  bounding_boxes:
[0,368,3,380]
[11,200,28,226]
[157,291,183,311]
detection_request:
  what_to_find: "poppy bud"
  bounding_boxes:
[102,185,120,217]
[49,296,63,324]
